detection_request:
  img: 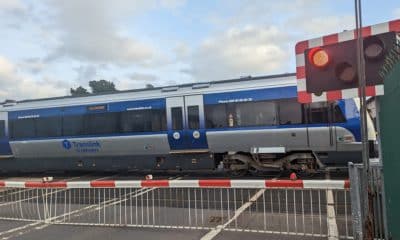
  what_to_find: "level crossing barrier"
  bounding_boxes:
[0,179,352,239]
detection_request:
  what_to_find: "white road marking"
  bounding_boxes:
[0,222,43,239]
[200,189,265,240]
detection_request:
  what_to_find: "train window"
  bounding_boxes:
[205,104,227,128]
[333,104,346,123]
[187,106,200,129]
[150,109,167,132]
[85,112,119,135]
[279,99,303,125]
[0,121,5,137]
[62,115,85,136]
[10,118,36,139]
[234,101,277,127]
[205,101,277,128]
[120,110,152,133]
[171,107,183,130]
[308,102,329,124]
[36,117,62,137]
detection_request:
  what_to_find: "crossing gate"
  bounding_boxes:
[0,179,352,239]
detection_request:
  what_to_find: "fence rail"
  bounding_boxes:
[0,179,352,239]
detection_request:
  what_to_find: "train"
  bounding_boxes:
[0,73,376,175]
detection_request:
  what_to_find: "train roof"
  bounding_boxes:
[1,73,296,111]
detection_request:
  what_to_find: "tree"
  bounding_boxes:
[70,86,89,96]
[145,84,154,89]
[89,80,117,94]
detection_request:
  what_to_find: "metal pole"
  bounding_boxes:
[354,0,373,238]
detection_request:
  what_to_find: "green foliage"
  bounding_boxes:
[70,86,89,96]
[89,80,117,94]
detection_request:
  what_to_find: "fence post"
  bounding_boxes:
[349,162,363,240]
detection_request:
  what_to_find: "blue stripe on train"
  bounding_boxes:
[203,86,297,105]
[8,98,166,120]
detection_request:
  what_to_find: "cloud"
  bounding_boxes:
[0,0,27,13]
[174,42,191,60]
[0,56,65,100]
[19,58,46,74]
[159,0,186,9]
[287,15,355,37]
[394,8,400,18]
[183,25,290,81]
[0,0,29,28]
[129,72,159,82]
[74,65,98,84]
[43,0,183,67]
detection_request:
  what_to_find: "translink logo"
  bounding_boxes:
[61,139,101,153]
[62,140,72,150]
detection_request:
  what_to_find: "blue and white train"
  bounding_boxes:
[0,73,376,175]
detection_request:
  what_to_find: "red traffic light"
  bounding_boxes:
[308,47,330,68]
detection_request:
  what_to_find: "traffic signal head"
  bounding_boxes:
[304,31,397,95]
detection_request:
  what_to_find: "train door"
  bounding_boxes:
[0,112,13,157]
[166,95,209,152]
[184,95,208,150]
[306,102,336,151]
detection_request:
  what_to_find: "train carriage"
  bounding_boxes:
[0,73,375,175]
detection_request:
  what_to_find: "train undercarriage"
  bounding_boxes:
[0,149,360,176]
[222,151,324,177]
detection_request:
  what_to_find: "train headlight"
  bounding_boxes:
[173,132,180,140]
[193,131,200,139]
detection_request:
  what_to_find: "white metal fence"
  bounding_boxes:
[0,179,352,239]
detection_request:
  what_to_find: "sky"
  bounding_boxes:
[0,0,399,100]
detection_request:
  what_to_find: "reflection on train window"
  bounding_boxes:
[85,112,119,135]
[150,110,167,132]
[279,99,303,125]
[120,110,150,132]
[63,115,85,136]
[36,117,62,137]
[120,109,166,133]
[10,118,36,139]
[234,101,277,127]
[308,102,329,124]
[171,107,183,130]
[187,106,200,129]
[205,104,227,128]
[205,100,277,128]
[0,121,5,137]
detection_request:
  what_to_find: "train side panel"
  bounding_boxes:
[9,134,170,158]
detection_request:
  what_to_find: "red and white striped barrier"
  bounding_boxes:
[0,179,350,190]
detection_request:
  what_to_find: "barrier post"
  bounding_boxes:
[349,162,363,240]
